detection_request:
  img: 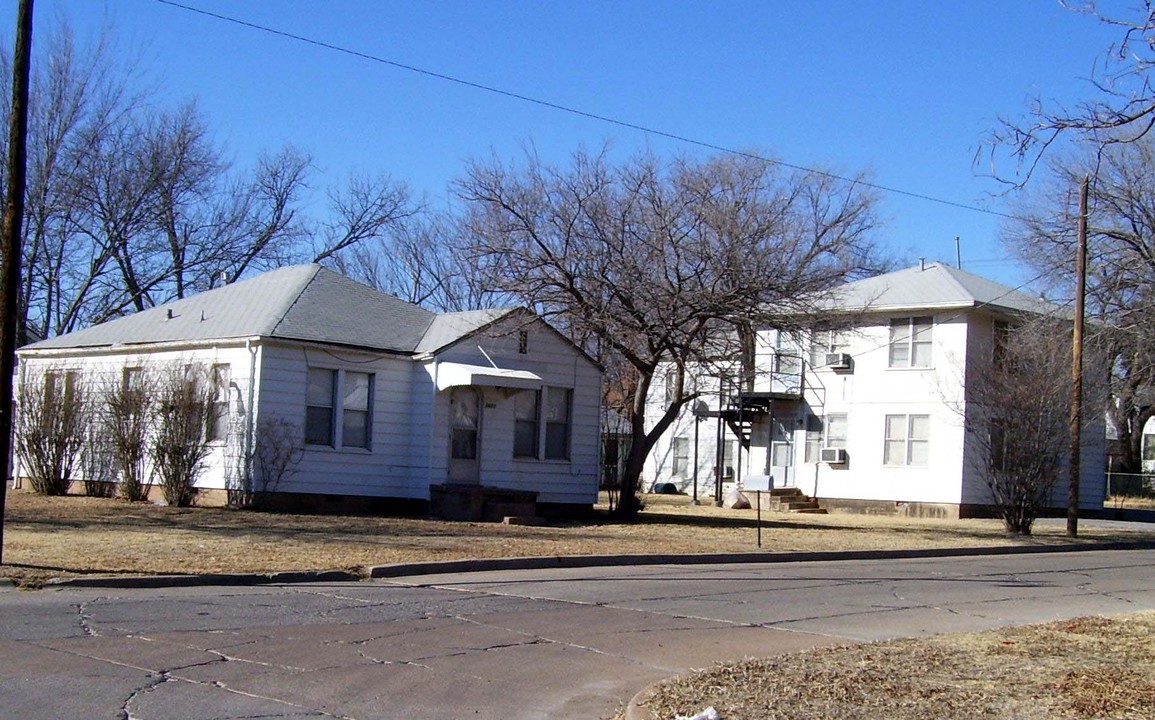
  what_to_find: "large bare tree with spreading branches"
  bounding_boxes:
[457,148,883,517]
[988,1,1155,183]
[1005,138,1155,473]
[0,19,416,341]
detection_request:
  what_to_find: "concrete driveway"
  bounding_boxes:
[2,548,1154,719]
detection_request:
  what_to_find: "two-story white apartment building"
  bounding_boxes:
[644,263,1105,518]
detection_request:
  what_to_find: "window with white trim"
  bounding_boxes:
[884,414,930,466]
[44,369,78,406]
[888,317,933,368]
[809,329,849,367]
[806,413,847,463]
[513,389,539,458]
[206,364,231,443]
[544,387,572,460]
[825,413,848,449]
[305,368,373,449]
[804,414,822,463]
[672,436,690,476]
[341,371,372,449]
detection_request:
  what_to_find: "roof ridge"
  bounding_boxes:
[932,263,980,304]
[267,264,324,337]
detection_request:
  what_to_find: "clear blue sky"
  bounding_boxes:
[1,0,1123,286]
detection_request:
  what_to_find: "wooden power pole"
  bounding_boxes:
[1067,175,1088,538]
[0,0,34,565]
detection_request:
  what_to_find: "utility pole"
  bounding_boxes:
[1067,175,1089,538]
[0,0,33,564]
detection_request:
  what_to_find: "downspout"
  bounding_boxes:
[245,339,257,487]
[11,357,23,489]
[428,359,439,491]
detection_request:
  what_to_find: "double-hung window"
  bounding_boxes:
[514,387,572,460]
[305,368,373,449]
[544,387,572,460]
[884,414,930,466]
[44,369,77,406]
[206,364,231,443]
[888,317,933,368]
[513,389,539,458]
[825,413,848,449]
[672,436,690,476]
[804,414,823,463]
[809,329,849,367]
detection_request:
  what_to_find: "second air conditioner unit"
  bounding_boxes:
[824,352,852,370]
[820,447,848,464]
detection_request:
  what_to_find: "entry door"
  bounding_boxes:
[448,388,481,484]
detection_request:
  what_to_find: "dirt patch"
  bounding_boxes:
[1,491,1152,587]
[629,611,1155,720]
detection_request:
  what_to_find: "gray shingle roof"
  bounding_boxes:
[830,263,1066,316]
[414,309,516,354]
[22,264,505,354]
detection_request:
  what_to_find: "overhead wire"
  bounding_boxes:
[154,0,1016,221]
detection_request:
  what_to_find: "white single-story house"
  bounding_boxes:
[15,264,603,517]
[645,263,1106,518]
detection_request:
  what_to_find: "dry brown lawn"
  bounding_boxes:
[629,611,1155,720]
[2,490,1152,588]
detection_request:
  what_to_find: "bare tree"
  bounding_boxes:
[961,316,1103,534]
[987,2,1155,183]
[309,172,417,264]
[1005,139,1155,472]
[15,367,88,495]
[457,148,882,517]
[332,211,493,311]
[1,17,421,341]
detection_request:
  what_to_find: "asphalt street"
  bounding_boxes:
[1,548,1154,720]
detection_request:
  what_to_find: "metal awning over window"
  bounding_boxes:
[436,361,542,390]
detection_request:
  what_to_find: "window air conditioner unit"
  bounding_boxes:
[824,352,852,370]
[820,447,848,464]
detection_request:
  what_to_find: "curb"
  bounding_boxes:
[25,539,1155,589]
[369,539,1155,580]
[40,569,360,589]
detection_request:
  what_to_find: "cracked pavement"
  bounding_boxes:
[2,548,1154,719]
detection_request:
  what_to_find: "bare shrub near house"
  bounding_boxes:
[253,417,303,496]
[965,318,1075,534]
[104,367,155,501]
[79,424,117,498]
[226,417,304,509]
[151,365,215,507]
[15,369,88,495]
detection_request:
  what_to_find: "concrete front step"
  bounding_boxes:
[751,487,827,514]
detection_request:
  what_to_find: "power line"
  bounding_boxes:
[154,0,1016,221]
